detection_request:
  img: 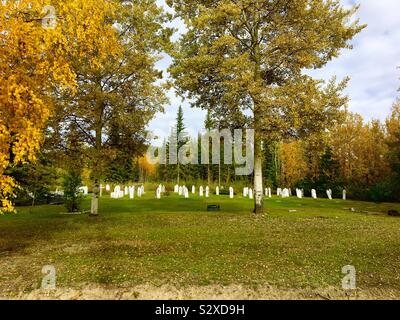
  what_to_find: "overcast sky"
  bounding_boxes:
[148,0,400,141]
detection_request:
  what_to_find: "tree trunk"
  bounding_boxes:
[90,182,99,216]
[252,34,264,214]
[90,106,103,217]
[218,163,221,187]
[207,163,211,186]
[253,129,264,214]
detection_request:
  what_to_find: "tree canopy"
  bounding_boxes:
[0,0,119,213]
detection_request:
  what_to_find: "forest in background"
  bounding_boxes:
[11,99,400,205]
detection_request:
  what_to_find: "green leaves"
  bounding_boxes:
[169,0,364,136]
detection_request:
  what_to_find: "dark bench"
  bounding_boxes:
[207,205,221,212]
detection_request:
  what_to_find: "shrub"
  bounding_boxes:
[63,170,83,212]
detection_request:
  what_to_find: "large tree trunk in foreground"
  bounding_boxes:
[90,113,103,217]
[207,163,211,186]
[253,44,264,214]
[177,163,180,185]
[218,163,221,187]
[253,130,264,214]
[90,181,99,216]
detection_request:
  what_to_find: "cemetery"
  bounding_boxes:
[1,0,400,302]
[1,183,400,299]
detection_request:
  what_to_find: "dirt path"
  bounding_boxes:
[2,284,399,300]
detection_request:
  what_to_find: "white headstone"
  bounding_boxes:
[311,189,317,199]
[281,188,290,198]
[184,187,189,199]
[79,186,89,195]
[249,188,254,199]
[156,187,161,199]
[129,186,135,199]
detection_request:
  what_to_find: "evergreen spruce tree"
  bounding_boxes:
[175,106,189,184]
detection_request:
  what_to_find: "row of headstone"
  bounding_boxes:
[199,186,210,197]
[274,187,347,201]
[85,184,348,201]
[281,188,290,198]
[175,185,229,198]
[110,185,144,199]
[173,185,190,199]
[242,187,254,199]
[310,189,347,200]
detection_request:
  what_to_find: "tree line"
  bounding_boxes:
[151,103,400,203]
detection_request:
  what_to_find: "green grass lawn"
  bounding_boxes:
[1,191,400,299]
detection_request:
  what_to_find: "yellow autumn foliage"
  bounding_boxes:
[0,0,121,213]
[279,141,308,188]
